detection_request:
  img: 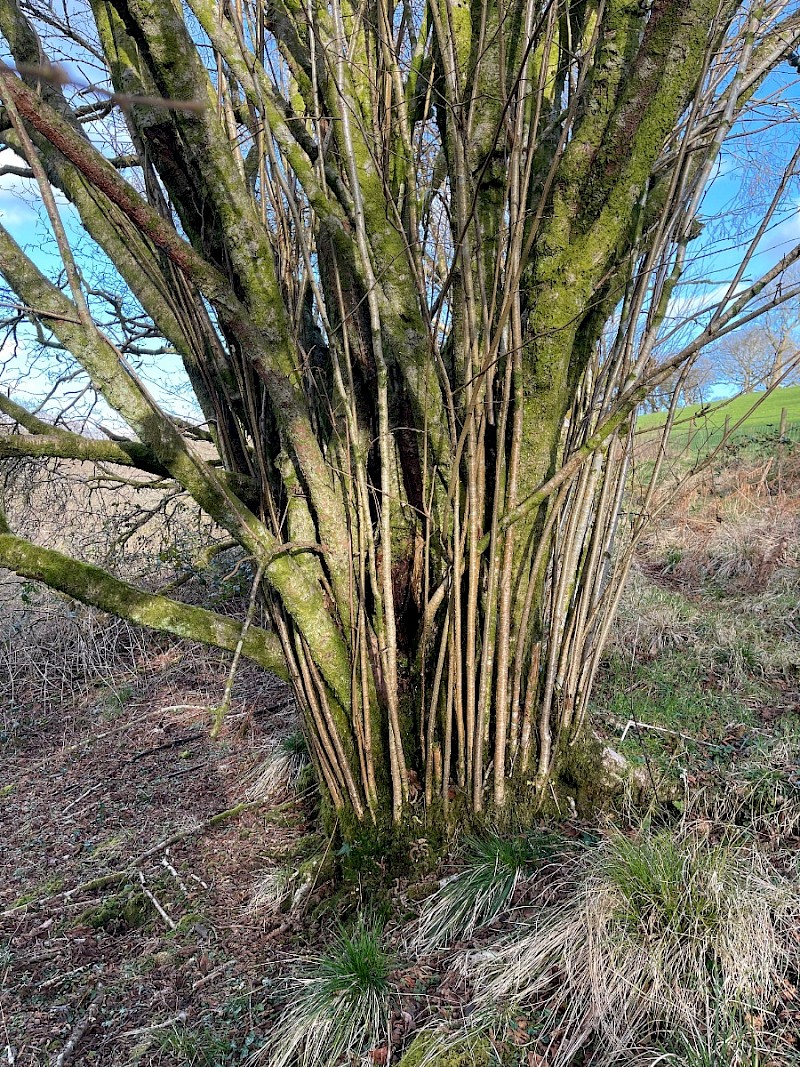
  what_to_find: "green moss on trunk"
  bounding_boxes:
[0,532,286,674]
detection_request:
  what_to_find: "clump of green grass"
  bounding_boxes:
[160,1022,235,1066]
[256,920,393,1067]
[473,828,799,1066]
[413,831,560,951]
[280,730,308,759]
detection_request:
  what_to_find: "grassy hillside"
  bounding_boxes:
[637,383,800,444]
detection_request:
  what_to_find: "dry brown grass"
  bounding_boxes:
[640,451,800,594]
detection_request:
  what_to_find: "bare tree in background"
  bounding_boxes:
[1,0,800,842]
[708,300,800,393]
[641,356,718,412]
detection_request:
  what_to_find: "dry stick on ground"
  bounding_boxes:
[39,966,91,992]
[125,732,204,763]
[137,870,177,930]
[160,852,190,893]
[0,797,299,917]
[191,960,237,992]
[618,717,728,749]
[51,986,105,1067]
[62,783,104,816]
[164,760,207,779]
[119,1011,189,1041]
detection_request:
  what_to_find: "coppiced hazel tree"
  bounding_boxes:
[1,0,800,840]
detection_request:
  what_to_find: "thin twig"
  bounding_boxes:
[137,870,176,929]
[51,987,105,1067]
[618,718,727,751]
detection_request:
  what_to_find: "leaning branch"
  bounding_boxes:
[0,223,353,707]
[0,390,73,435]
[52,987,106,1067]
[0,430,172,477]
[0,424,257,501]
[0,531,287,675]
[0,64,243,309]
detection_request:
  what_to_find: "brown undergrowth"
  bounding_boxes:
[639,445,800,595]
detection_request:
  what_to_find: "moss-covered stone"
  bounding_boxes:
[81,887,148,933]
[398,1031,495,1067]
[558,732,650,813]
[169,911,209,936]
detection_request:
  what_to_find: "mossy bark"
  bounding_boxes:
[0,532,287,674]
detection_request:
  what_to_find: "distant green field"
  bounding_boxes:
[637,384,800,446]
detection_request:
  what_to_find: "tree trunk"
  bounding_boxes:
[1,0,799,848]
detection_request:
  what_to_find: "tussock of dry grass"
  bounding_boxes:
[471,828,800,1066]
[607,569,705,657]
[607,563,799,691]
[246,739,308,804]
[248,865,295,915]
[245,738,313,916]
[607,448,800,700]
[645,512,798,590]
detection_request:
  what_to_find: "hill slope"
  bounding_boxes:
[637,383,800,439]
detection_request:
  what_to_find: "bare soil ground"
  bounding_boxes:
[0,650,310,1065]
[0,650,476,1066]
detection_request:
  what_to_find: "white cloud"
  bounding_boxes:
[0,147,73,244]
